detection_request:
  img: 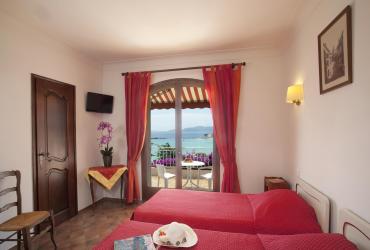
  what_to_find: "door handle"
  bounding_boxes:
[37,152,45,168]
[38,152,52,162]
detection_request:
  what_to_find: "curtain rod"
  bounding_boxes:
[121,62,246,76]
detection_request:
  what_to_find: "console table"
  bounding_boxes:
[88,165,127,204]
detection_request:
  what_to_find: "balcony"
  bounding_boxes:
[150,147,213,190]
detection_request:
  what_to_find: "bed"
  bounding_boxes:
[132,178,329,234]
[93,220,357,250]
[338,209,370,250]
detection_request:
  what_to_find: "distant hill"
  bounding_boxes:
[183,126,213,132]
[152,126,213,139]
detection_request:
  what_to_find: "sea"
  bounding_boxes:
[151,126,213,159]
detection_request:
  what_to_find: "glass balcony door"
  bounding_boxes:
[142,79,219,200]
[182,108,214,191]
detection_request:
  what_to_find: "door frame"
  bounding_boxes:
[141,78,220,200]
[31,74,78,215]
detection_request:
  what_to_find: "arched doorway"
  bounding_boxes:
[141,78,220,200]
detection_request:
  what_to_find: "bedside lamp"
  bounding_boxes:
[286,84,303,106]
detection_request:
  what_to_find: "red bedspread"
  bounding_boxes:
[93,220,356,250]
[132,189,322,234]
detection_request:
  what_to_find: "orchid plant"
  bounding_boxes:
[97,121,113,156]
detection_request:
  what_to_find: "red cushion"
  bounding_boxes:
[250,190,322,234]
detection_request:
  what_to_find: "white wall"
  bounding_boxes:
[102,48,292,198]
[1,0,368,244]
[0,9,103,231]
[285,0,370,231]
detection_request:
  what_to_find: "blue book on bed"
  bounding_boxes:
[114,234,155,250]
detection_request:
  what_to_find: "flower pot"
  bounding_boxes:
[102,155,112,167]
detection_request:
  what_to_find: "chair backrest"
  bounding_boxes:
[156,165,166,178]
[0,170,22,215]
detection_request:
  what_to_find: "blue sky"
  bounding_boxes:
[151,108,212,131]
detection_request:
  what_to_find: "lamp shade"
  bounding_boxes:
[286,84,303,105]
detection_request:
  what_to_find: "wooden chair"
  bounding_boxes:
[0,170,57,250]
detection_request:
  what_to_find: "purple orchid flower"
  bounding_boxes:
[97,121,113,156]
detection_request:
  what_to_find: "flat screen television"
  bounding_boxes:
[86,92,114,113]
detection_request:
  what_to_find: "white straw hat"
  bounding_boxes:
[153,222,198,248]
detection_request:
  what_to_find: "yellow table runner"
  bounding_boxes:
[88,165,127,190]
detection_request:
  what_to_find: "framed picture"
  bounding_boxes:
[318,5,352,94]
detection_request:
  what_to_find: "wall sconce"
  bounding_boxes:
[286,84,304,106]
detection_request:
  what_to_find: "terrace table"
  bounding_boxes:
[181,160,205,188]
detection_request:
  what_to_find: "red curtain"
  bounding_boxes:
[203,65,241,193]
[124,72,151,203]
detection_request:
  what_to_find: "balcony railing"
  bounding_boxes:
[150,146,213,190]
[152,147,212,166]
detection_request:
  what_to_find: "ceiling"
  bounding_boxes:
[0,0,309,62]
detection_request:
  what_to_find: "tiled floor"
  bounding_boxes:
[11,187,214,249]
[150,168,213,190]
[22,199,138,250]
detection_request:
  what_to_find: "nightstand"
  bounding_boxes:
[264,176,290,191]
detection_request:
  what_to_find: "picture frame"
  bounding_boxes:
[318,5,352,94]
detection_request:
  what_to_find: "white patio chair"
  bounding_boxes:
[197,166,213,190]
[156,164,175,188]
[201,172,213,190]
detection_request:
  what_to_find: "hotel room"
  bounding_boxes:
[0,0,369,249]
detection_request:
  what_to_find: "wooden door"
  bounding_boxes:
[32,74,77,225]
